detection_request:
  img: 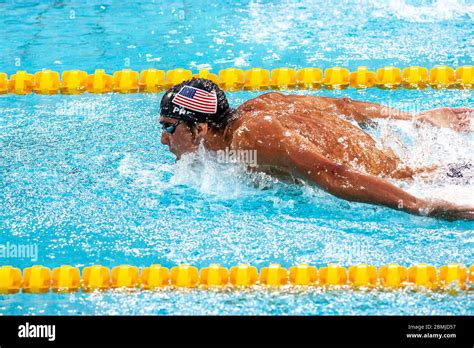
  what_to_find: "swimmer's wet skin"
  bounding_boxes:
[159,78,474,221]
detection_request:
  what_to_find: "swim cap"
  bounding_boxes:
[160,78,235,126]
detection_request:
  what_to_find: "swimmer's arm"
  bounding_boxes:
[281,135,473,220]
[282,140,421,214]
[291,95,413,126]
[415,107,473,132]
[338,97,413,122]
[251,94,413,122]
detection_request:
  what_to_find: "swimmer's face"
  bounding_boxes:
[160,116,200,159]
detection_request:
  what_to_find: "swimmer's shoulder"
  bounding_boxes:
[236,92,287,113]
[231,109,286,150]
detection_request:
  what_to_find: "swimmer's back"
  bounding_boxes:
[233,92,405,178]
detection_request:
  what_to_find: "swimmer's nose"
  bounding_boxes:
[160,131,170,146]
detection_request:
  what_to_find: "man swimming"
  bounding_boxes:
[159,78,474,221]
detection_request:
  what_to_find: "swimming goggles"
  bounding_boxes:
[160,120,185,135]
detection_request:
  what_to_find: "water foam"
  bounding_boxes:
[374,0,474,23]
[375,119,474,205]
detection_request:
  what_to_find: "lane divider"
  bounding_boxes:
[0,263,472,293]
[0,65,472,95]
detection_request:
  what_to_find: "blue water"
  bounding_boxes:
[0,0,473,315]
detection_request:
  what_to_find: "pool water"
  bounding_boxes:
[0,0,473,315]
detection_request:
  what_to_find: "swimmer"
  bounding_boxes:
[159,78,474,221]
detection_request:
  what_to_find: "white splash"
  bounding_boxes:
[376,120,474,205]
[373,0,474,23]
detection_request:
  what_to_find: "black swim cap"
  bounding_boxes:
[160,78,235,127]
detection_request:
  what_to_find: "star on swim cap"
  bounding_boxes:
[160,78,234,125]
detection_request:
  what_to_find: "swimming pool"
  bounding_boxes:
[0,0,473,315]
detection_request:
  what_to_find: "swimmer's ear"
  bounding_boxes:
[190,122,209,138]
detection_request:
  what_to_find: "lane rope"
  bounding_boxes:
[0,263,472,293]
[0,65,472,95]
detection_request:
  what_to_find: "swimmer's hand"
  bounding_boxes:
[415,107,473,132]
[419,198,474,221]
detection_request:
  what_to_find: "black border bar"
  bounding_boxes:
[0,315,472,346]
